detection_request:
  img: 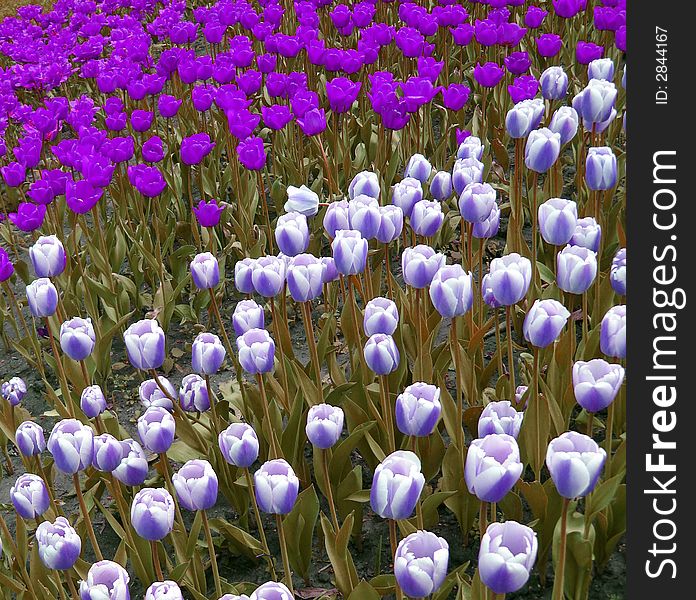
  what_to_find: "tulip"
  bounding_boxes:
[323,200,351,238]
[363,297,399,336]
[349,171,380,200]
[573,359,625,414]
[250,582,294,600]
[131,488,175,541]
[180,132,215,165]
[370,451,425,520]
[394,530,449,598]
[570,217,602,252]
[233,300,265,337]
[332,230,368,275]
[29,235,66,278]
[549,106,579,146]
[219,422,259,468]
[138,407,175,454]
[575,79,617,125]
[523,299,570,348]
[404,154,432,183]
[113,439,149,486]
[540,66,569,100]
[234,258,257,294]
[376,205,404,244]
[429,265,473,318]
[485,254,532,306]
[585,147,617,190]
[349,195,381,240]
[456,136,484,161]
[81,385,107,418]
[26,278,59,317]
[145,581,183,600]
[190,252,220,289]
[59,317,96,361]
[363,333,400,375]
[459,182,497,223]
[478,402,524,438]
[556,246,597,294]
[391,177,423,218]
[395,383,441,437]
[283,185,319,217]
[79,560,130,600]
[139,378,175,410]
[275,212,309,256]
[1,376,26,406]
[11,473,50,519]
[254,459,300,514]
[193,199,224,227]
[505,99,544,139]
[538,198,578,246]
[321,257,339,284]
[252,256,286,297]
[547,431,607,498]
[402,245,446,289]
[524,128,561,173]
[479,521,538,594]
[93,433,123,473]
[48,419,94,474]
[15,421,45,456]
[610,248,626,296]
[192,332,226,375]
[411,199,444,237]
[473,204,501,239]
[465,434,523,503]
[0,247,14,281]
[287,254,324,303]
[36,517,81,570]
[588,58,615,81]
[474,62,505,88]
[429,171,452,201]
[173,459,218,511]
[306,404,344,449]
[178,374,210,412]
[600,305,626,359]
[237,328,276,374]
[124,319,166,371]
[9,202,46,231]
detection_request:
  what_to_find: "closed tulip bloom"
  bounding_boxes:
[48,419,94,474]
[376,205,404,244]
[219,422,259,468]
[190,252,220,289]
[349,195,381,239]
[364,297,399,336]
[113,439,149,486]
[465,434,523,503]
[234,258,257,294]
[145,581,183,600]
[139,378,175,411]
[473,203,501,239]
[79,560,130,600]
[479,521,538,594]
[505,99,544,139]
[252,256,286,297]
[429,171,453,201]
[573,359,625,414]
[306,403,344,449]
[405,153,432,183]
[254,458,300,514]
[173,459,218,511]
[237,328,276,374]
[457,136,484,161]
[193,199,223,228]
[250,582,293,600]
[549,106,579,146]
[11,473,50,519]
[540,66,568,100]
[588,58,615,81]
[610,248,626,296]
[575,79,617,125]
[1,376,26,406]
[36,517,81,570]
[287,254,323,302]
[395,383,441,437]
[557,245,597,294]
[452,157,484,196]
[394,530,449,598]
[29,235,66,277]
[411,199,444,238]
[284,185,319,217]
[538,198,578,246]
[323,200,351,238]
[0,248,14,282]
[124,319,166,371]
[233,300,265,336]
[569,217,602,252]
[138,407,175,454]
[179,374,210,412]
[332,230,368,275]
[26,278,59,317]
[486,254,532,306]
[600,305,626,359]
[81,385,107,418]
[349,171,380,200]
[15,421,45,456]
[93,433,123,473]
[546,431,607,498]
[275,212,309,256]
[59,317,96,361]
[391,177,423,218]
[370,450,425,520]
[479,400,524,437]
[321,257,339,284]
[585,147,617,190]
[429,265,473,318]
[364,333,400,375]
[402,245,446,289]
[131,488,175,541]
[459,182,497,224]
[192,332,226,375]
[523,299,570,348]
[524,128,561,173]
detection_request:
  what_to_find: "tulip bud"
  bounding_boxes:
[465,434,523,502]
[479,521,538,594]
[15,421,45,456]
[254,459,300,514]
[429,170,453,201]
[251,256,286,297]
[131,488,175,541]
[485,254,532,306]
[395,382,441,437]
[250,582,293,600]
[145,581,183,600]
[306,403,344,449]
[287,254,323,302]
[1,376,26,406]
[173,459,218,511]
[285,185,319,216]
[572,359,625,414]
[219,422,259,468]
[29,235,66,278]
[124,319,166,371]
[275,212,309,256]
[113,439,148,486]
[349,195,381,240]
[323,200,351,238]
[93,433,123,473]
[391,177,423,218]
[538,198,578,247]
[138,407,175,454]
[232,300,265,336]
[237,328,275,374]
[452,157,484,196]
[394,530,449,598]
[81,384,107,418]
[26,278,59,317]
[234,258,257,294]
[569,217,602,252]
[523,299,570,348]
[610,248,626,296]
[405,153,432,183]
[411,199,444,237]
[59,317,96,361]
[179,374,210,412]
[575,79,617,125]
[332,230,368,275]
[48,418,94,474]
[549,106,579,146]
[515,386,528,408]
[370,450,425,520]
[192,332,226,375]
[600,305,626,359]
[375,205,404,244]
[349,171,380,200]
[402,245,446,289]
[36,516,81,570]
[585,146,617,190]
[429,265,473,318]
[456,135,484,161]
[11,473,50,519]
[546,431,607,498]
[139,377,175,411]
[556,245,597,294]
[190,252,220,289]
[473,203,501,239]
[459,182,497,223]
[79,560,130,600]
[321,257,340,283]
[363,297,399,336]
[363,333,400,375]
[540,66,568,100]
[505,99,544,139]
[478,401,524,438]
[524,128,561,173]
[588,58,615,81]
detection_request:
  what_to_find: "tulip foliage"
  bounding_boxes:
[0,0,625,599]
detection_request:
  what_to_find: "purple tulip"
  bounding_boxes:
[36,517,81,570]
[395,382,441,437]
[441,84,471,112]
[219,422,259,468]
[573,359,625,414]
[179,374,210,412]
[113,439,149,486]
[411,200,444,238]
[610,248,626,296]
[391,178,423,218]
[237,328,275,374]
[402,245,446,289]
[538,198,578,246]
[29,235,66,278]
[190,252,220,289]
[59,317,95,361]
[2,376,26,406]
[93,434,123,473]
[192,332,226,375]
[306,403,344,449]
[484,254,532,306]
[131,488,175,541]
[459,182,497,224]
[9,202,47,231]
[600,305,626,359]
[237,136,266,171]
[79,560,130,600]
[0,248,14,282]
[363,333,400,375]
[180,133,215,165]
[285,185,319,217]
[194,199,224,228]
[429,265,473,318]
[138,407,175,454]
[145,581,183,600]
[363,297,399,336]
[557,245,597,294]
[15,421,45,456]
[577,41,604,65]
[252,256,286,297]
[536,33,563,57]
[479,521,538,594]
[546,431,607,498]
[332,230,368,275]
[465,434,523,502]
[48,419,94,474]
[394,530,449,598]
[569,217,602,252]
[26,278,59,317]
[254,459,299,514]
[370,450,425,520]
[11,473,50,519]
[124,319,166,371]
[585,147,617,190]
[173,459,218,511]
[81,385,107,418]
[327,77,362,113]
[478,401,524,438]
[287,254,324,302]
[474,62,505,88]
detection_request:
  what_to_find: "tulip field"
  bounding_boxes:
[0,0,626,599]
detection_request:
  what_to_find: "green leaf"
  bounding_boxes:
[282,485,320,580]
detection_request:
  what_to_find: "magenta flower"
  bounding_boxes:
[181,133,215,166]
[474,62,505,88]
[236,136,266,171]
